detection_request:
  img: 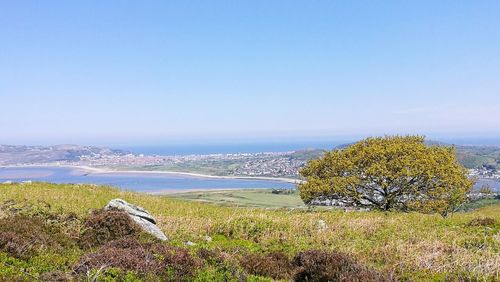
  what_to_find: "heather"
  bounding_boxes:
[0,182,498,281]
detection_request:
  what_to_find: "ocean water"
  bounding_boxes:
[0,166,296,192]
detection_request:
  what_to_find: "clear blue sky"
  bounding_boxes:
[1,1,499,146]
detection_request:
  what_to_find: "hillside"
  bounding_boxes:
[0,182,498,281]
[0,145,128,165]
[456,146,500,170]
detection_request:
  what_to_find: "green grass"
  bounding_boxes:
[457,198,500,212]
[167,189,305,208]
[0,182,499,281]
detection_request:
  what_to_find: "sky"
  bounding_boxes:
[1,1,499,146]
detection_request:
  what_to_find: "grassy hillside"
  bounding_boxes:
[0,183,499,281]
[456,146,500,169]
[167,189,305,208]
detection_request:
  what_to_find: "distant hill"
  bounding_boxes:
[288,148,325,161]
[455,146,500,170]
[0,144,129,165]
[333,140,500,170]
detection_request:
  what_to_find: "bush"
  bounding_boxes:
[0,215,74,260]
[240,252,295,280]
[151,243,201,278]
[39,271,72,282]
[239,250,393,281]
[79,209,140,248]
[292,250,394,282]
[197,248,226,265]
[74,237,201,280]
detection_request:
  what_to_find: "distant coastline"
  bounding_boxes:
[2,164,499,191]
[0,164,303,184]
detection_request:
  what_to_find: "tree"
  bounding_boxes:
[298,136,473,216]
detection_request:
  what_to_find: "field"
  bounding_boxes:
[167,189,305,208]
[0,182,499,281]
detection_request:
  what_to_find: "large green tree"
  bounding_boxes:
[299,136,473,215]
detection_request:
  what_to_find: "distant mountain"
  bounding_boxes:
[0,144,129,165]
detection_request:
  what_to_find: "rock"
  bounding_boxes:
[204,235,212,243]
[105,199,168,241]
[317,219,327,232]
[185,241,196,246]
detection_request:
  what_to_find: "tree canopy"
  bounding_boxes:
[298,136,473,215]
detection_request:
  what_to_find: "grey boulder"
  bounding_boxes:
[105,198,168,241]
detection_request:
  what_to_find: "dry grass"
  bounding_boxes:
[0,182,499,281]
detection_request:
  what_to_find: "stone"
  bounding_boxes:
[105,198,168,241]
[317,219,327,232]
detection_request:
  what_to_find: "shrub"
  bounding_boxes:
[79,209,140,248]
[0,215,74,260]
[197,248,225,265]
[240,252,295,280]
[0,200,82,241]
[0,231,34,260]
[151,243,202,278]
[292,250,394,282]
[74,237,201,280]
[38,271,72,282]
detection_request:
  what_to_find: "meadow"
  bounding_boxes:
[167,189,305,208]
[0,182,498,281]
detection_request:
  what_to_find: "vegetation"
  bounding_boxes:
[113,149,325,177]
[0,182,498,281]
[456,146,500,170]
[168,189,305,208]
[299,136,473,215]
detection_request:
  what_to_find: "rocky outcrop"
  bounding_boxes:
[104,199,168,241]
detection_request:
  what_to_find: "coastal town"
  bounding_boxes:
[2,147,496,188]
[468,166,500,181]
[2,145,499,182]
